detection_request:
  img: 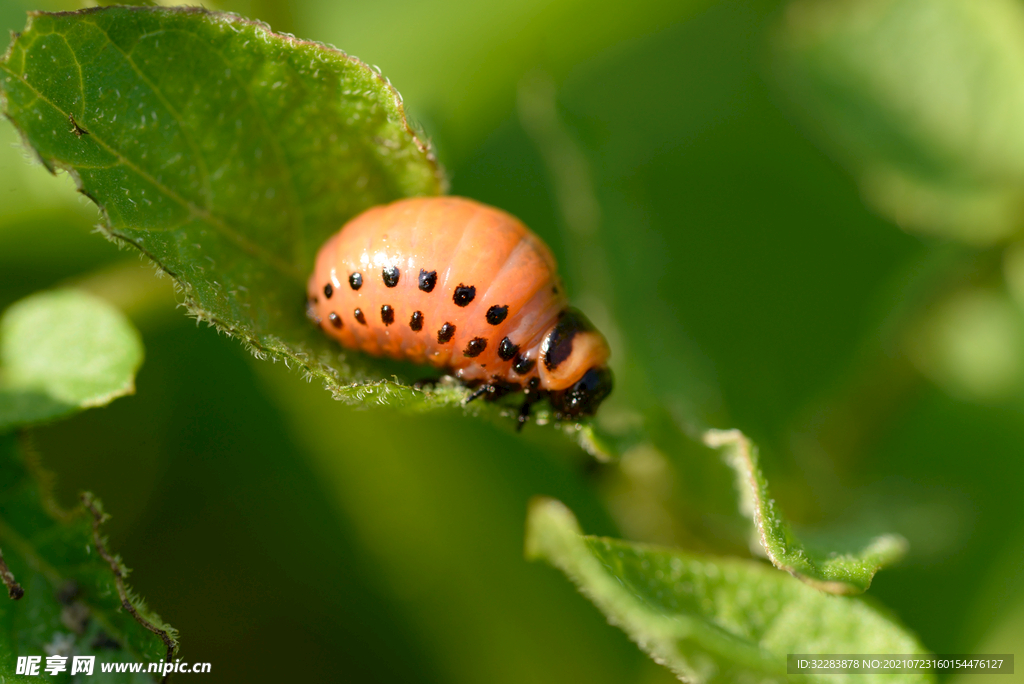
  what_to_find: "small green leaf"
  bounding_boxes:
[0,434,176,681]
[525,497,932,684]
[0,289,143,433]
[773,0,1024,244]
[0,6,444,405]
[704,429,906,595]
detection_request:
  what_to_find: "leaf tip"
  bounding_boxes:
[863,532,910,571]
[524,496,580,561]
[702,427,746,450]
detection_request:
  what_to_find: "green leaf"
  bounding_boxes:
[704,429,906,595]
[525,497,932,684]
[0,289,143,433]
[0,6,445,406]
[0,434,176,681]
[773,0,1024,245]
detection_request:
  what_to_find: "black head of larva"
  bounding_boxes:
[549,366,614,417]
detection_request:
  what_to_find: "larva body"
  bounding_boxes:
[306,196,612,424]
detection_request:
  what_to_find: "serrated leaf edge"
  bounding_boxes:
[703,428,907,595]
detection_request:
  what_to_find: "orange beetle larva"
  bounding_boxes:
[306,196,612,428]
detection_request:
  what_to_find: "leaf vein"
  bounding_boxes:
[52,32,85,119]
[200,37,308,271]
[0,61,304,282]
[84,19,215,211]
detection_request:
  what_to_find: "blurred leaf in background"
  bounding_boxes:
[294,0,718,165]
[0,290,143,432]
[768,0,1024,663]
[774,0,1024,245]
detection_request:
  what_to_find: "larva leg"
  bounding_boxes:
[482,381,516,402]
[464,385,491,403]
[465,380,519,405]
[516,394,542,432]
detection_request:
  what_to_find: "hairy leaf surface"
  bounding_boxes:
[526,497,931,684]
[705,429,906,594]
[774,0,1024,244]
[0,435,175,682]
[0,6,445,406]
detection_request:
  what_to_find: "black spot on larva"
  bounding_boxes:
[381,304,394,325]
[419,269,437,292]
[544,309,595,370]
[349,272,363,290]
[486,305,508,325]
[312,295,318,304]
[383,265,400,287]
[328,312,342,329]
[453,284,476,307]
[354,308,366,325]
[498,337,519,361]
[528,377,540,391]
[512,354,536,375]
[437,323,456,344]
[463,337,487,358]
[552,286,559,294]
[323,282,333,299]
[410,311,424,331]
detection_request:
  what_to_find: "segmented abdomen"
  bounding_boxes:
[307,196,568,386]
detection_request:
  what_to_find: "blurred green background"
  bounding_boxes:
[2,0,1022,681]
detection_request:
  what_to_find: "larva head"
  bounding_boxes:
[549,365,614,418]
[539,309,613,417]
